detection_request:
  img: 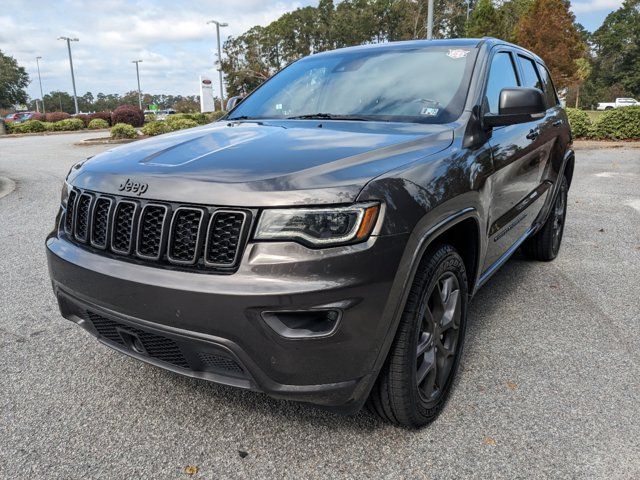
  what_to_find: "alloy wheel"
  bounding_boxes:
[416,272,462,404]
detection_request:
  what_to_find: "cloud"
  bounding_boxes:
[0,0,308,99]
[571,0,623,13]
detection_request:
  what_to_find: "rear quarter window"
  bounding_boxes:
[537,64,559,108]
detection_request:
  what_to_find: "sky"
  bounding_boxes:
[0,0,624,101]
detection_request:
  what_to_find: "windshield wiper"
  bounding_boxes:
[286,113,373,121]
[227,115,260,121]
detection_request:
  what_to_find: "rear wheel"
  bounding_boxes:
[522,175,568,261]
[368,244,468,428]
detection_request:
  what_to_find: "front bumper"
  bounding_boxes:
[46,233,408,412]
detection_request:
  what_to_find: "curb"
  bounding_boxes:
[0,176,16,200]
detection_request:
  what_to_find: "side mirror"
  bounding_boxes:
[484,87,546,127]
[226,96,244,111]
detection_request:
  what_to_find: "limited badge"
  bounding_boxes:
[447,49,470,59]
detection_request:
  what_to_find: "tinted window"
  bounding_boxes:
[229,47,478,123]
[485,52,519,113]
[519,55,543,90]
[538,64,558,108]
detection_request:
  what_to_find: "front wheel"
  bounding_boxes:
[522,175,568,261]
[368,244,468,428]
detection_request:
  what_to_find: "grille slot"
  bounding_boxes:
[64,190,78,234]
[85,311,189,369]
[168,207,204,264]
[136,204,168,260]
[111,201,137,254]
[91,197,112,249]
[74,193,92,242]
[198,352,244,375]
[205,211,247,267]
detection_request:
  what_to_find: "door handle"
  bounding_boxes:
[526,129,539,140]
[552,119,564,127]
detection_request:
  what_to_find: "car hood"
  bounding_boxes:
[70,120,453,206]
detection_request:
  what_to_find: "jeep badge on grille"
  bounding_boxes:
[118,178,148,196]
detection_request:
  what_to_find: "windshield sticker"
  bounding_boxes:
[421,107,439,117]
[275,103,283,110]
[447,49,470,59]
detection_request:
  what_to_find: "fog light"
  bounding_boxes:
[261,309,341,339]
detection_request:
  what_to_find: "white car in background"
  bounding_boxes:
[597,98,639,110]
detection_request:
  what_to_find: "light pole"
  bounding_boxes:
[36,56,46,114]
[58,37,79,114]
[207,19,228,110]
[426,0,434,40]
[132,60,143,109]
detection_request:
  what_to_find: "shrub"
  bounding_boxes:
[205,111,225,123]
[144,113,158,123]
[111,105,144,127]
[74,114,90,127]
[88,111,112,126]
[43,122,55,131]
[167,118,198,131]
[51,118,85,131]
[31,113,46,122]
[590,106,640,140]
[141,121,171,136]
[88,118,110,129]
[45,111,71,122]
[14,120,47,133]
[565,108,591,138]
[110,123,138,139]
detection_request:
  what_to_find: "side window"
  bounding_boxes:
[485,52,519,113]
[537,64,559,108]
[518,55,543,91]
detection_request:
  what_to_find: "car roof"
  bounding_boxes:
[311,37,545,65]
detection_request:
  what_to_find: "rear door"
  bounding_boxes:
[481,48,550,271]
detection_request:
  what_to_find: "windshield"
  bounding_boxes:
[228,45,477,124]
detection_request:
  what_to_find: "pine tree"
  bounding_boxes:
[466,0,502,38]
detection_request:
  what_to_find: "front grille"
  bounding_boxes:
[62,188,250,272]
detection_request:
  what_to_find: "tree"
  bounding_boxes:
[590,0,640,97]
[573,57,592,108]
[466,0,502,37]
[514,0,586,86]
[0,50,30,109]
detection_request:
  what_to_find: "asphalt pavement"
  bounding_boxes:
[0,132,638,479]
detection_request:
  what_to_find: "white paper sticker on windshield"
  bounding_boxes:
[421,107,439,117]
[275,103,283,110]
[447,49,470,59]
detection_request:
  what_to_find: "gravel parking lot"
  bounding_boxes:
[1,132,638,479]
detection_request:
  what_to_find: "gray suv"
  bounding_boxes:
[47,38,574,427]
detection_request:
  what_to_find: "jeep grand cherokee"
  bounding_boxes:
[47,38,574,428]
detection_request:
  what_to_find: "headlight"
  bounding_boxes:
[255,203,380,247]
[60,181,70,207]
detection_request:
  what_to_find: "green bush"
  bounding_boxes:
[51,118,85,131]
[141,121,171,136]
[590,106,640,140]
[18,120,47,133]
[43,122,55,131]
[144,113,158,123]
[205,111,225,122]
[565,108,592,138]
[110,123,138,139]
[88,118,110,129]
[167,118,198,131]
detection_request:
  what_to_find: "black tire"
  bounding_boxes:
[367,244,468,428]
[522,175,569,261]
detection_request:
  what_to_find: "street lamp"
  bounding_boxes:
[35,56,45,114]
[132,60,143,109]
[58,37,79,114]
[207,19,229,110]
